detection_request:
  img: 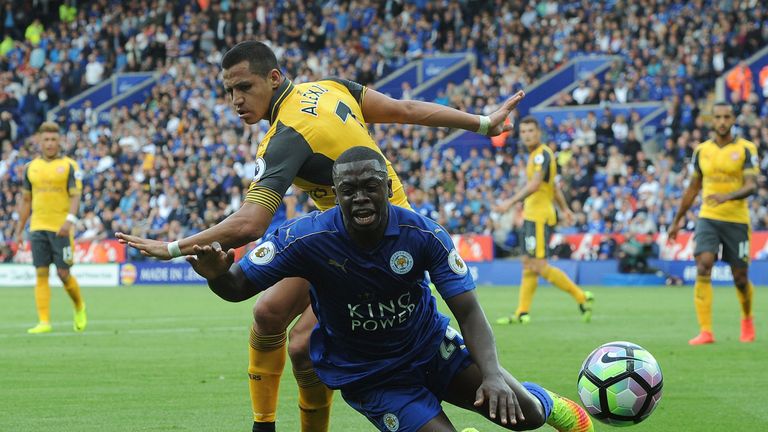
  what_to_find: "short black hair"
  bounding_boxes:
[221,41,279,76]
[713,101,734,112]
[332,146,387,179]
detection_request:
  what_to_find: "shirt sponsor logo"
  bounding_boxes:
[448,249,468,275]
[389,251,413,274]
[348,292,416,331]
[249,241,276,265]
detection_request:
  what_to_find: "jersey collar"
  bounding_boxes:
[383,205,400,237]
[269,79,295,124]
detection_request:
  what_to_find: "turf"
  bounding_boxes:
[1,284,765,431]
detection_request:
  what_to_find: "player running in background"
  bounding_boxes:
[669,102,758,345]
[495,117,593,325]
[188,147,593,432]
[116,40,525,432]
[14,121,87,334]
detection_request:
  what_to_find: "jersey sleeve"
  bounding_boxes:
[67,160,83,195]
[244,122,314,214]
[22,164,31,192]
[690,146,703,177]
[743,145,758,176]
[237,229,303,292]
[532,150,551,181]
[322,77,367,106]
[424,223,475,299]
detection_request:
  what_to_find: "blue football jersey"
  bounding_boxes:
[238,205,475,389]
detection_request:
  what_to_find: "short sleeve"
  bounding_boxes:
[743,146,758,176]
[690,147,703,177]
[237,231,303,292]
[244,122,314,214]
[22,164,31,191]
[68,160,83,194]
[425,224,475,299]
[533,150,552,181]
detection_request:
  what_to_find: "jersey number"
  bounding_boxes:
[439,326,460,360]
[738,240,749,260]
[62,245,73,264]
[335,101,364,128]
[525,236,537,253]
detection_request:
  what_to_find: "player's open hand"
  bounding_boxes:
[667,224,681,241]
[186,242,235,280]
[474,374,523,425]
[116,232,172,260]
[705,193,728,206]
[56,221,72,237]
[487,90,525,136]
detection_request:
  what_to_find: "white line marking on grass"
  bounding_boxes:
[0,315,245,330]
[0,325,246,338]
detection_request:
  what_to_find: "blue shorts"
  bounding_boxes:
[340,326,473,432]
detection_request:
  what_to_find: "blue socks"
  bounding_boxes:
[523,382,553,419]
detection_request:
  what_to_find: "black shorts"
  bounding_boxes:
[694,218,750,268]
[30,230,74,269]
[522,220,553,259]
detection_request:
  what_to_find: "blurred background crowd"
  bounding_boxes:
[1,0,767,261]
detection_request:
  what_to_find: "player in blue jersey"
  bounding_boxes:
[188,147,593,432]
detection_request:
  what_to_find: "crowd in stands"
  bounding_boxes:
[1,0,768,261]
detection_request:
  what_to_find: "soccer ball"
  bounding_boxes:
[577,341,663,426]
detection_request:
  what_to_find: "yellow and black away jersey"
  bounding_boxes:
[23,156,82,232]
[692,137,758,224]
[523,144,557,225]
[245,78,410,213]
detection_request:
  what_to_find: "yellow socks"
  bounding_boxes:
[62,274,84,310]
[516,269,538,316]
[541,264,587,304]
[694,275,713,332]
[294,368,333,432]
[249,327,287,424]
[34,267,51,323]
[735,281,754,318]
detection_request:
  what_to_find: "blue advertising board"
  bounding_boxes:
[119,262,206,286]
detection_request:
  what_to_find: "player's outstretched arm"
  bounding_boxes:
[116,202,273,260]
[445,290,522,426]
[187,242,260,302]
[361,87,524,136]
[669,175,702,240]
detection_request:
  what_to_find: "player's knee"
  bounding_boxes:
[733,272,749,291]
[287,335,312,370]
[57,269,70,282]
[252,299,291,333]
[517,394,547,429]
[695,259,713,276]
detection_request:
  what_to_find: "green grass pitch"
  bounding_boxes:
[1,284,766,431]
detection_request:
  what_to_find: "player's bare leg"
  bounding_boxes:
[289,306,333,432]
[690,252,715,345]
[443,363,547,430]
[731,266,755,342]
[250,278,311,432]
[416,411,457,431]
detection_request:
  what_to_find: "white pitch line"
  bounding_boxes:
[0,325,247,338]
[0,315,248,330]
